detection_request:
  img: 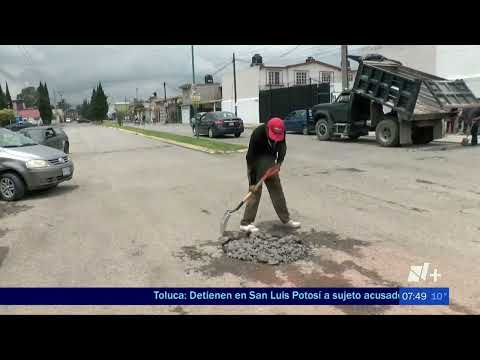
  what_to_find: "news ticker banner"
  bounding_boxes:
[0,288,448,305]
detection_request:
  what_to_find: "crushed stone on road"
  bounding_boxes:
[220,230,310,265]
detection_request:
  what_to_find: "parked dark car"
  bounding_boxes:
[19,126,70,154]
[193,111,244,138]
[284,109,314,135]
[4,122,37,132]
[0,128,74,201]
[190,112,206,133]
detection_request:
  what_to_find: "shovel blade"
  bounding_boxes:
[220,210,232,235]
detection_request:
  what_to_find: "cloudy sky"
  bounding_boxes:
[0,45,368,106]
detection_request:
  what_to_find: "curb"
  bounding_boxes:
[108,126,247,154]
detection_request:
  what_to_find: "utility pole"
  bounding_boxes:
[191,45,199,138]
[233,52,238,117]
[341,45,349,91]
[191,45,195,85]
[164,82,167,101]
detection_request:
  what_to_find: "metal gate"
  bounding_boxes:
[259,83,330,123]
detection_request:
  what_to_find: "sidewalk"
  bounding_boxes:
[436,133,468,144]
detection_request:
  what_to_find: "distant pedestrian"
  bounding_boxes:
[469,107,480,146]
[446,117,455,133]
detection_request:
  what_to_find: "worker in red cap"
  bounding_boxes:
[240,117,301,232]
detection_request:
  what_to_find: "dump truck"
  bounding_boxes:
[311,54,480,146]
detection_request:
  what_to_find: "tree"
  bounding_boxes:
[0,84,6,110]
[16,86,39,108]
[5,82,13,109]
[96,82,108,122]
[88,88,97,120]
[37,82,53,124]
[0,109,15,126]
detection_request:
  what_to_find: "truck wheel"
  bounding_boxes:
[376,119,399,147]
[208,128,215,138]
[0,172,26,201]
[316,119,331,141]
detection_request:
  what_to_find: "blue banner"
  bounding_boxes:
[0,288,449,306]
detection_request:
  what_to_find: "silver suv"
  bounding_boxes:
[0,128,74,201]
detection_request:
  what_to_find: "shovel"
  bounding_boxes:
[220,165,280,235]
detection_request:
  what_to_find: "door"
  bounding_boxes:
[284,111,296,132]
[329,93,351,123]
[295,110,307,131]
[199,113,209,134]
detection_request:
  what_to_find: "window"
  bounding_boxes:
[268,71,281,85]
[337,94,351,103]
[321,71,332,83]
[295,71,307,85]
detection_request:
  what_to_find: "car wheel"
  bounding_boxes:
[376,119,399,147]
[0,173,26,201]
[234,132,241,138]
[302,126,309,135]
[64,141,70,154]
[208,128,215,138]
[315,119,331,141]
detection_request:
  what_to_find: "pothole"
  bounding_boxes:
[221,231,310,265]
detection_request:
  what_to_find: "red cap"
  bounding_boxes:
[266,117,285,142]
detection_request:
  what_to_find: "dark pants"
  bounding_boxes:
[241,156,290,225]
[471,122,478,145]
[447,120,453,134]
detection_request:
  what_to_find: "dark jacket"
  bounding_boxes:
[246,124,286,185]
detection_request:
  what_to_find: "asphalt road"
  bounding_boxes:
[1,122,480,314]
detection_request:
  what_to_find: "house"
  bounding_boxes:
[113,101,129,114]
[221,54,356,124]
[52,108,64,124]
[153,96,182,124]
[179,76,222,124]
[358,45,480,96]
[17,108,41,123]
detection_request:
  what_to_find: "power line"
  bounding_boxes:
[279,45,302,57]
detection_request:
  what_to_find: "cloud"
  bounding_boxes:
[0,45,364,105]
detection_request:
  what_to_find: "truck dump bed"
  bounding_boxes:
[350,56,479,120]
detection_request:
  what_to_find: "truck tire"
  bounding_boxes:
[376,119,399,147]
[316,119,331,141]
[0,172,26,201]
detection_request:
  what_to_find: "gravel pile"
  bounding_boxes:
[220,231,309,265]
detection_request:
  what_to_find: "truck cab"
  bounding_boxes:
[312,90,370,141]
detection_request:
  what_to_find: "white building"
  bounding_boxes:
[222,55,354,124]
[358,45,480,96]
